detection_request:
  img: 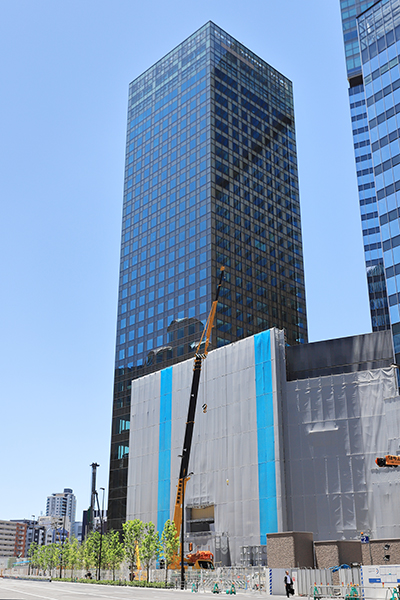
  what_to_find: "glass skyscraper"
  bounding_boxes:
[108,21,308,532]
[339,0,400,363]
[340,0,391,333]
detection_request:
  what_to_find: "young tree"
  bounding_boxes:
[28,541,38,575]
[37,544,47,575]
[123,519,144,581]
[60,540,69,578]
[161,520,180,587]
[103,530,125,580]
[81,532,100,576]
[64,537,79,579]
[44,543,58,577]
[139,522,161,583]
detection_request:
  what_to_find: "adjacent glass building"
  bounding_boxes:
[108,22,308,532]
[340,0,392,333]
[358,0,400,356]
[340,0,400,363]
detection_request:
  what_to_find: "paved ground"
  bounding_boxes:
[0,579,289,600]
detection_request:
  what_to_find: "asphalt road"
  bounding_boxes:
[0,579,287,600]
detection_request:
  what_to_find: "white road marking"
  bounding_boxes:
[0,580,160,600]
[0,582,59,600]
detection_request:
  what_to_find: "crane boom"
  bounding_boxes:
[172,266,225,542]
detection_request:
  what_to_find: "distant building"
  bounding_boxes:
[93,509,107,534]
[46,488,76,536]
[37,516,67,545]
[11,519,45,556]
[72,521,82,543]
[0,521,27,557]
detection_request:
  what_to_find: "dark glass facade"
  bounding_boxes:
[108,21,308,532]
[340,0,391,331]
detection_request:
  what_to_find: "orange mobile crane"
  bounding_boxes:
[171,267,225,581]
[375,454,400,467]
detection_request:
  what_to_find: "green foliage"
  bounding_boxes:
[81,531,100,571]
[28,541,38,571]
[161,519,179,567]
[122,519,144,579]
[161,519,179,584]
[43,543,59,576]
[65,537,80,577]
[29,520,176,584]
[55,577,173,588]
[139,521,161,583]
[59,540,69,577]
[36,545,47,572]
[103,530,125,580]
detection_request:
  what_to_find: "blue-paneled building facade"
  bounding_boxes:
[358,0,400,357]
[340,0,391,333]
[108,22,308,531]
[339,0,400,364]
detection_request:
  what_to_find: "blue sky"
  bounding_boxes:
[0,0,371,523]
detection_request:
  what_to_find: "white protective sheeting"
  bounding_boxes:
[126,370,161,523]
[127,330,286,565]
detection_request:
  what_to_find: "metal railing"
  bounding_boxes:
[308,584,396,600]
[169,566,267,593]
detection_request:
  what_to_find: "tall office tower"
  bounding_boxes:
[46,488,76,535]
[339,0,400,358]
[358,0,400,356]
[340,0,391,333]
[108,21,308,531]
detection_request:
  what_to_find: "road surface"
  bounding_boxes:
[0,578,286,599]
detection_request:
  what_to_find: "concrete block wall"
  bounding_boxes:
[267,533,295,568]
[314,540,362,569]
[361,539,400,565]
[265,533,400,569]
[314,541,340,569]
[267,532,314,568]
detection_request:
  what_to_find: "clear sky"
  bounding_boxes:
[0,0,371,523]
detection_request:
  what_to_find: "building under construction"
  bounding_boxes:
[126,328,400,565]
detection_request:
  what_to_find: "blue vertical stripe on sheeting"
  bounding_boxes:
[254,330,278,544]
[157,367,173,534]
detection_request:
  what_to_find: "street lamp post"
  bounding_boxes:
[100,487,105,531]
[59,497,67,579]
[180,472,193,591]
[28,515,35,576]
[361,530,373,565]
[95,490,104,581]
[99,487,105,580]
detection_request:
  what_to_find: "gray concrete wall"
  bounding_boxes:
[337,541,362,565]
[293,532,314,567]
